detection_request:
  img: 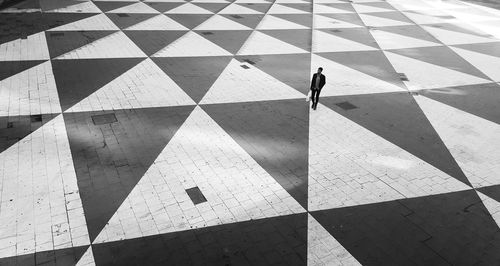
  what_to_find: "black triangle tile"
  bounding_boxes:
[419,83,500,125]
[192,2,230,13]
[260,29,311,52]
[452,42,500,58]
[202,99,309,209]
[318,13,365,27]
[0,245,88,266]
[236,53,311,94]
[167,14,213,29]
[45,30,117,59]
[388,46,492,80]
[280,3,312,13]
[2,0,39,10]
[153,56,232,103]
[318,28,379,49]
[0,13,95,44]
[194,30,252,54]
[124,30,187,56]
[64,106,194,241]
[0,113,59,154]
[311,190,500,265]
[372,25,441,43]
[145,2,185,13]
[93,213,307,265]
[52,58,144,111]
[106,13,157,29]
[236,3,272,13]
[317,50,405,89]
[364,11,414,24]
[0,60,45,81]
[478,185,500,202]
[220,14,265,29]
[272,14,312,28]
[321,92,472,187]
[93,1,135,12]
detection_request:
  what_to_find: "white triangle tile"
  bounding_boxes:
[308,214,361,266]
[314,0,346,3]
[55,31,146,59]
[195,14,253,30]
[125,14,188,30]
[402,11,458,25]
[199,59,304,104]
[165,2,213,14]
[257,14,309,29]
[152,31,232,57]
[0,115,90,258]
[387,0,434,11]
[44,1,102,13]
[314,14,362,29]
[422,25,497,45]
[275,0,309,3]
[359,13,412,27]
[66,58,195,112]
[0,61,61,117]
[93,106,305,244]
[267,3,309,14]
[218,3,262,14]
[477,192,500,228]
[414,95,500,188]
[370,29,442,50]
[234,0,270,3]
[48,13,119,31]
[313,30,377,52]
[0,32,49,61]
[313,4,353,14]
[384,51,491,90]
[352,3,394,13]
[444,6,499,22]
[76,246,95,266]
[108,2,160,13]
[238,31,308,55]
[450,47,500,82]
[311,54,406,96]
[464,19,500,40]
[308,102,470,211]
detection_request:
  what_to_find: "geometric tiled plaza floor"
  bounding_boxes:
[1,0,500,264]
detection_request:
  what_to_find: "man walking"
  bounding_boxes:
[310,67,326,110]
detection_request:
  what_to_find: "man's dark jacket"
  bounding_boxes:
[310,73,326,90]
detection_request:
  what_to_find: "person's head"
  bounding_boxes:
[317,67,323,74]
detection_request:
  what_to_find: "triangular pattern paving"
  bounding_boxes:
[4,0,500,264]
[64,105,194,241]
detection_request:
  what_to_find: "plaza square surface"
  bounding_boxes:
[1,0,500,265]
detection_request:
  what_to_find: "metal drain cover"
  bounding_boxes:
[336,101,358,110]
[186,187,207,205]
[92,113,117,125]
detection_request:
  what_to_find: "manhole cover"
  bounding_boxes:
[330,29,342,32]
[230,15,243,19]
[30,114,42,122]
[186,187,207,205]
[6,122,14,128]
[201,31,213,35]
[92,113,117,125]
[240,64,250,69]
[117,13,129,17]
[336,101,358,110]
